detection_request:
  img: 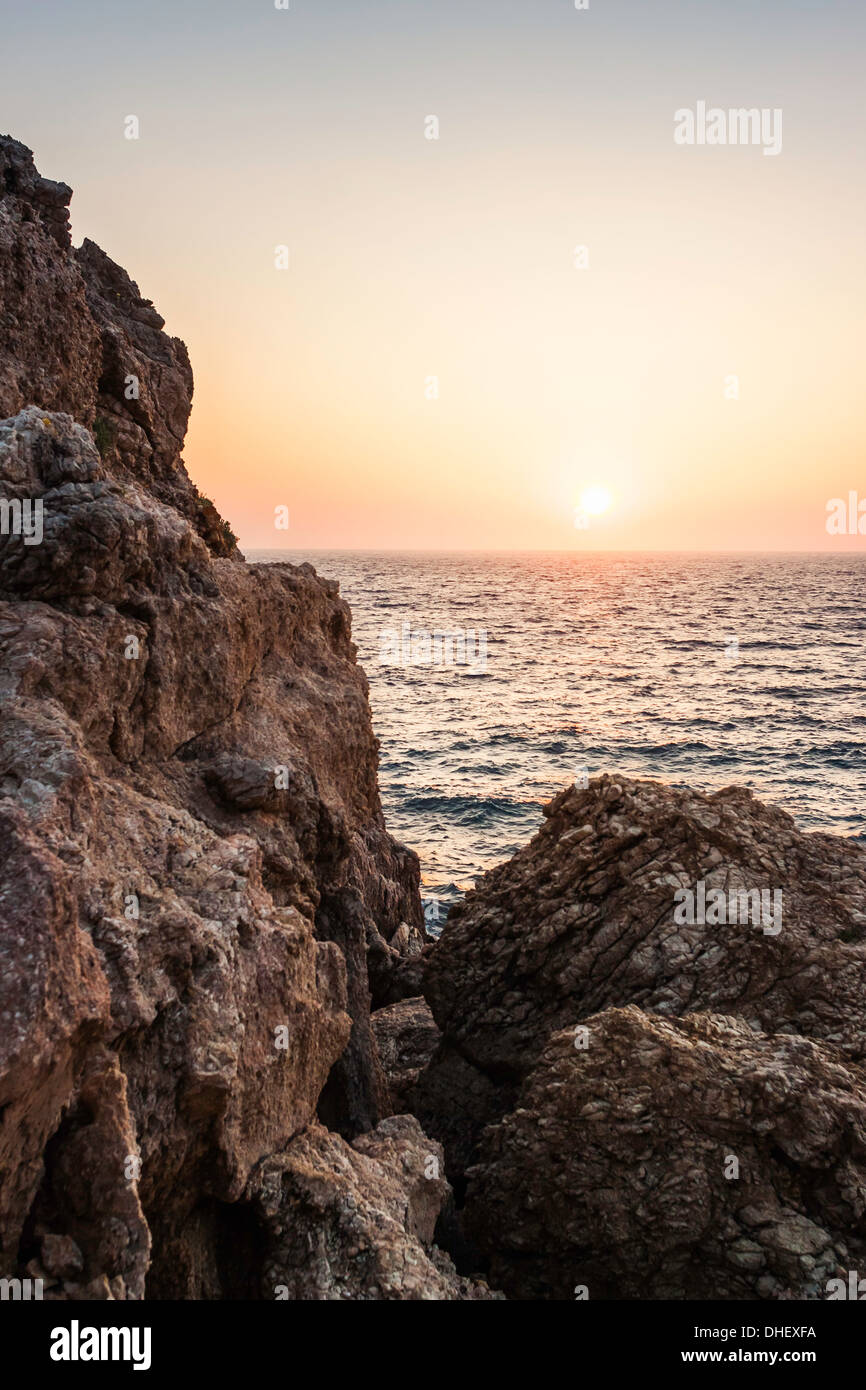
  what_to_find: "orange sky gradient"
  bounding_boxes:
[4,0,865,551]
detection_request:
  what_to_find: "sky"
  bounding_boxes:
[3,0,865,551]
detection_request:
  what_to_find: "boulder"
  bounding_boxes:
[252,1116,500,1300]
[418,774,866,1176]
[371,998,440,1114]
[466,1008,866,1301]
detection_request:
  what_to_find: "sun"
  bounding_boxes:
[579,486,612,517]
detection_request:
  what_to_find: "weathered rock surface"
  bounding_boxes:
[371,998,440,1115]
[368,918,430,1008]
[412,774,866,1299]
[0,136,438,1299]
[253,1115,499,1300]
[0,135,232,557]
[0,138,101,429]
[417,774,866,1178]
[466,1007,866,1300]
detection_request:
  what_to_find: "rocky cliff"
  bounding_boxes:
[0,136,488,1300]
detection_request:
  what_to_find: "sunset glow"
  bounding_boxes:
[3,0,863,552]
[580,487,613,518]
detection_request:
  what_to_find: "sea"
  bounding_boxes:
[250,551,866,921]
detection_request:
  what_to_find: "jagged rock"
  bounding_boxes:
[252,1116,500,1300]
[0,138,101,426]
[371,998,440,1114]
[0,138,426,1298]
[74,241,196,509]
[202,753,309,814]
[368,919,430,1006]
[0,134,230,557]
[417,774,866,1175]
[25,1047,152,1300]
[465,1007,866,1301]
[40,1234,84,1279]
[0,407,213,601]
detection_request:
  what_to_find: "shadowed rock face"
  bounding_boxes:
[466,1008,866,1301]
[0,137,450,1300]
[371,997,440,1115]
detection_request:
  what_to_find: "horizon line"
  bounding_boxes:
[240,545,866,557]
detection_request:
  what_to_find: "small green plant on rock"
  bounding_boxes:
[92,415,115,457]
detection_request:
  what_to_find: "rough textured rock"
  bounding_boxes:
[371,998,440,1115]
[0,134,232,557]
[368,919,430,1007]
[0,137,437,1299]
[0,138,101,427]
[418,774,866,1176]
[466,1008,866,1301]
[73,238,233,556]
[252,1115,499,1300]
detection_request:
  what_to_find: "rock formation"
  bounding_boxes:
[0,136,475,1300]
[414,775,866,1298]
[372,997,440,1115]
[468,1008,866,1300]
[253,1115,498,1299]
